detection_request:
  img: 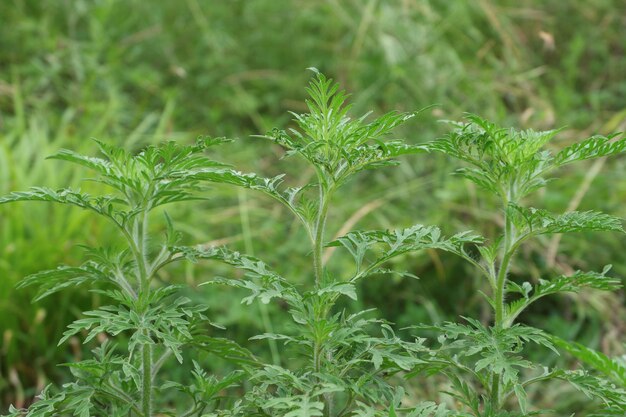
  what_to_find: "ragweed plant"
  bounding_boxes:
[175,71,482,416]
[405,115,626,415]
[0,139,255,417]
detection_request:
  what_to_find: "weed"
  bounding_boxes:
[183,70,483,416]
[2,73,625,417]
[405,116,626,415]
[0,139,254,416]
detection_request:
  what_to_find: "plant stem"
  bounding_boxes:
[136,213,150,293]
[491,194,517,410]
[313,185,331,288]
[312,182,333,416]
[132,213,154,417]
[141,343,153,416]
[493,249,513,328]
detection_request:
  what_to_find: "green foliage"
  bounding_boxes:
[505,267,622,326]
[260,69,427,190]
[327,227,483,281]
[427,115,626,200]
[189,72,446,416]
[3,1,626,412]
[0,139,246,416]
[3,74,626,417]
[408,318,559,413]
[550,336,626,388]
[162,362,244,417]
[506,204,624,237]
[405,115,626,415]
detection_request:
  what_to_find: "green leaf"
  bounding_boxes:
[505,266,621,325]
[176,245,300,305]
[21,385,65,417]
[59,305,136,346]
[412,319,556,389]
[163,362,244,406]
[554,133,626,166]
[43,138,233,210]
[426,115,625,201]
[507,204,624,237]
[258,72,426,188]
[265,395,324,417]
[60,384,94,417]
[513,384,528,415]
[328,226,483,280]
[425,115,558,198]
[551,336,626,386]
[191,336,259,366]
[549,369,626,409]
[0,187,129,225]
[406,402,459,417]
[17,263,109,302]
[315,282,358,301]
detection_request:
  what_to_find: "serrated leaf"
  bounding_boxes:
[513,383,528,414]
[0,187,130,225]
[554,134,626,166]
[328,225,483,281]
[16,263,109,302]
[549,369,626,408]
[551,336,626,386]
[176,245,300,306]
[257,72,427,189]
[316,282,358,301]
[425,115,625,200]
[507,204,624,237]
[505,267,621,325]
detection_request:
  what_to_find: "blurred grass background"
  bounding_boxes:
[1,0,625,412]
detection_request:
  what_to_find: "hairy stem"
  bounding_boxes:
[313,185,331,288]
[141,343,153,416]
[491,194,517,410]
[131,213,154,417]
[312,183,334,417]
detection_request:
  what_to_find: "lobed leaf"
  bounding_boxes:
[191,336,259,366]
[0,187,130,225]
[550,336,626,387]
[505,266,621,325]
[174,245,301,306]
[328,225,483,280]
[554,133,626,166]
[507,204,624,238]
[548,369,626,409]
[411,319,556,390]
[258,71,425,188]
[426,115,625,201]
[17,263,110,302]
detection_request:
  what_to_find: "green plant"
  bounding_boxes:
[4,1,626,408]
[403,115,626,415]
[0,139,255,416]
[170,70,486,417]
[3,71,626,417]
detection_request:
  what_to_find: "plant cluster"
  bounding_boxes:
[2,72,626,416]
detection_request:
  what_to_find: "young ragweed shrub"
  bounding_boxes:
[0,139,256,417]
[404,115,626,416]
[176,71,482,416]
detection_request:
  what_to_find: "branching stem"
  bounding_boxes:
[128,212,154,417]
[312,181,335,417]
[491,190,518,410]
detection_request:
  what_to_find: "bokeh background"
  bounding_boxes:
[1,0,625,412]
